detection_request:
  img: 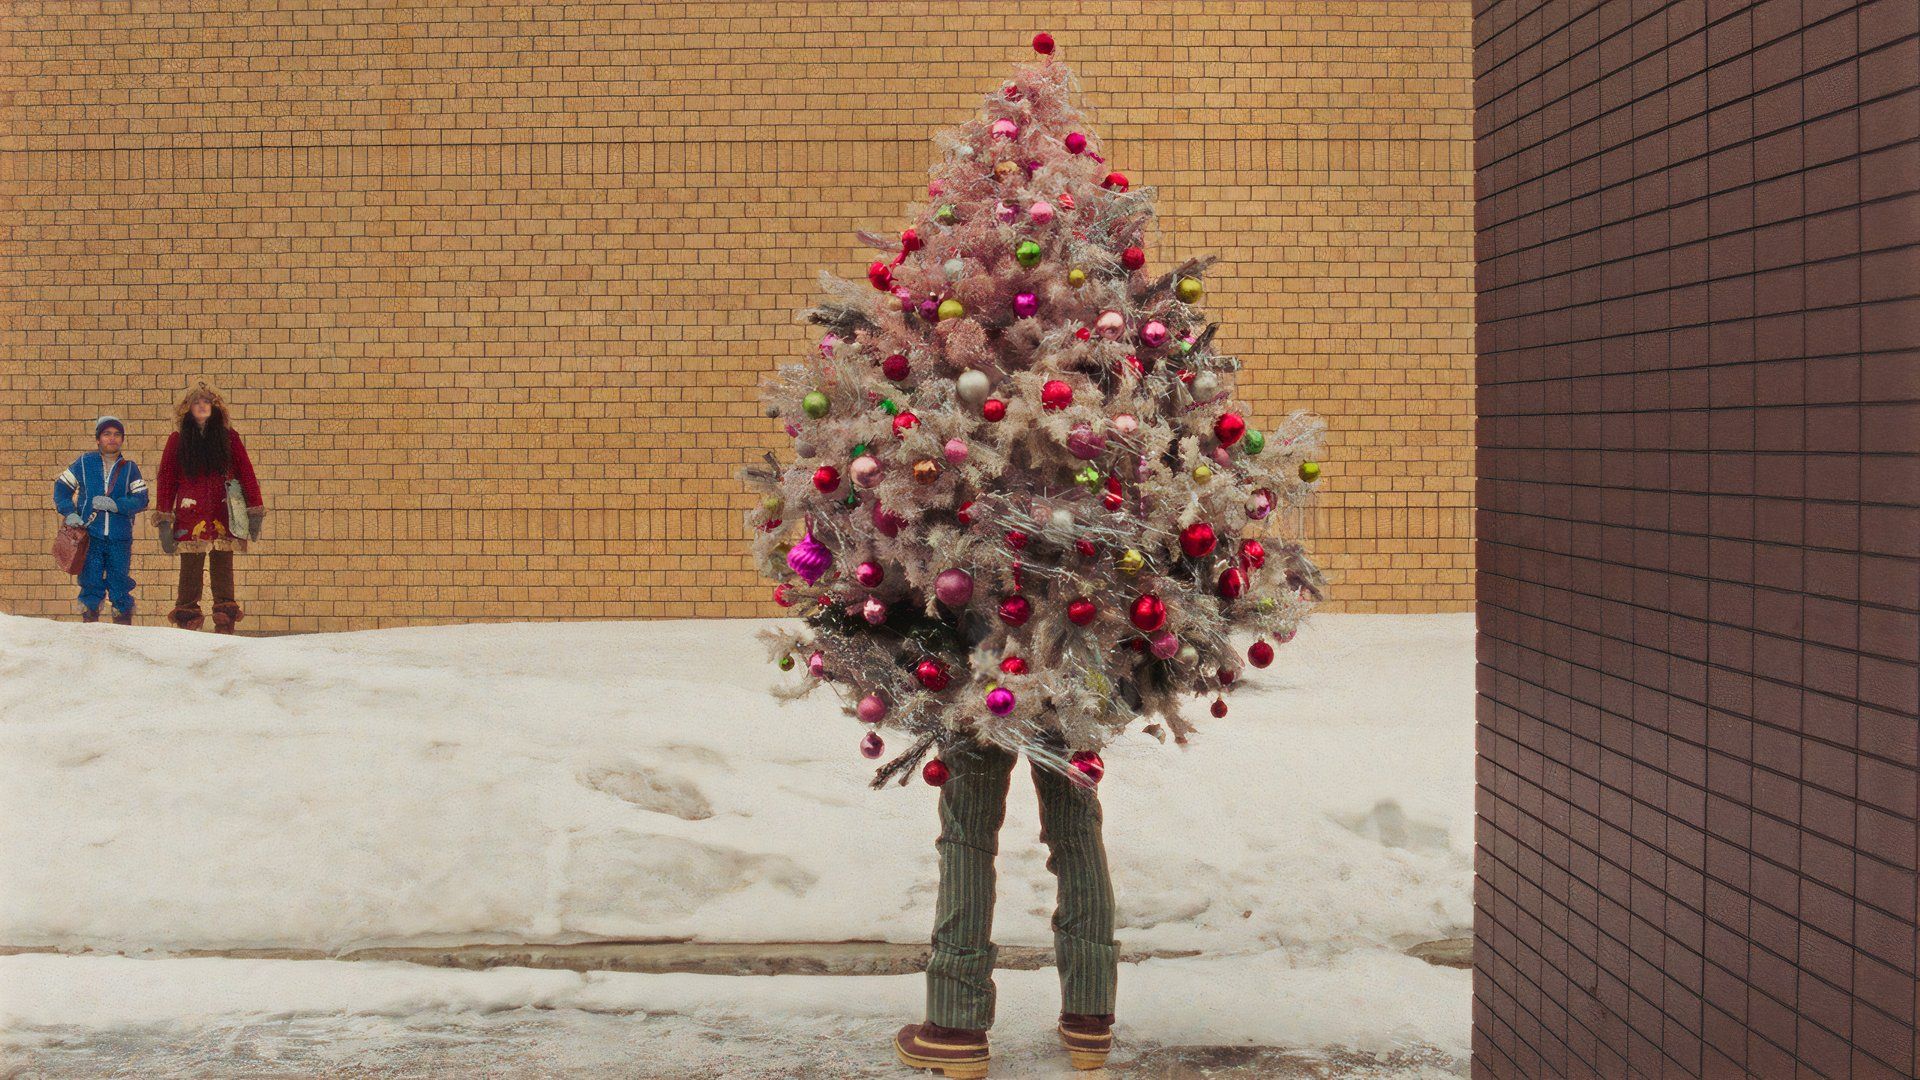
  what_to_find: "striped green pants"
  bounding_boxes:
[924,740,1118,1030]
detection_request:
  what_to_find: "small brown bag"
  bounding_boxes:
[52,517,91,575]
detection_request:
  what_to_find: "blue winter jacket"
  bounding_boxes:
[54,452,149,543]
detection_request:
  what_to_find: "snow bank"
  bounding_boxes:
[0,613,1472,959]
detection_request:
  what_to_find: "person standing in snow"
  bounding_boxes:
[154,382,266,633]
[53,416,150,624]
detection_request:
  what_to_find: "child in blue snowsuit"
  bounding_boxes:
[54,416,150,623]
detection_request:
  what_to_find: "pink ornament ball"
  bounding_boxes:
[872,501,905,537]
[858,693,889,724]
[1065,132,1087,154]
[1066,425,1107,459]
[1140,320,1169,347]
[808,651,826,678]
[1112,413,1138,435]
[992,118,1019,139]
[851,455,883,488]
[995,201,1017,224]
[1013,292,1039,318]
[986,687,1016,716]
[1029,200,1055,224]
[935,568,975,607]
[1150,632,1179,659]
[928,180,945,197]
[855,561,884,587]
[862,597,888,625]
[918,299,939,321]
[1095,310,1126,339]
[1249,488,1276,520]
[944,438,970,465]
[1070,751,1105,784]
[860,731,885,759]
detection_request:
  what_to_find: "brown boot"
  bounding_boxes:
[1059,1013,1114,1071]
[168,606,205,631]
[212,602,243,635]
[894,1022,989,1079]
[111,609,134,626]
[80,608,101,624]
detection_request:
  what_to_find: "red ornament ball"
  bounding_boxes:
[813,465,841,493]
[1180,522,1217,558]
[1000,655,1029,675]
[915,658,952,691]
[1006,530,1029,550]
[892,411,919,437]
[868,261,893,291]
[1070,751,1105,784]
[923,758,952,786]
[1214,412,1246,447]
[1211,698,1229,719]
[1129,593,1167,632]
[1240,539,1266,570]
[1076,539,1097,558]
[901,228,923,253]
[1248,640,1275,668]
[1121,246,1146,270]
[1067,598,1098,625]
[1041,380,1074,411]
[1032,32,1055,54]
[957,500,976,527]
[983,399,1008,422]
[773,583,795,607]
[1074,326,1091,341]
[998,595,1032,627]
[883,353,910,381]
[1102,488,1124,512]
[1218,667,1237,686]
[1217,567,1248,599]
[1103,172,1129,191]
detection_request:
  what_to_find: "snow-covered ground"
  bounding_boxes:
[0,612,1475,1076]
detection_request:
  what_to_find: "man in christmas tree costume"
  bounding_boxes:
[744,34,1325,1077]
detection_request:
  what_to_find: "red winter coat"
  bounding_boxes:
[156,427,264,553]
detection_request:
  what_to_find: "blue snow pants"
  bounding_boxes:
[78,537,135,614]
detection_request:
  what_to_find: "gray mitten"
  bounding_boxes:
[247,509,266,542]
[91,495,118,513]
[156,517,177,555]
[64,513,84,528]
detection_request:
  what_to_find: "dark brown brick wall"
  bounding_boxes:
[1473,2,1919,1077]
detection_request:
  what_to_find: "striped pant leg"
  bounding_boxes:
[1032,759,1119,1017]
[925,741,1016,1029]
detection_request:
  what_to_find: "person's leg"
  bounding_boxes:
[209,550,241,632]
[924,741,1017,1030]
[105,540,136,620]
[77,538,109,617]
[171,552,206,629]
[1032,758,1119,1025]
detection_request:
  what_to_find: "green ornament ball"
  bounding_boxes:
[852,442,869,456]
[1242,429,1265,456]
[1177,276,1203,303]
[1075,465,1102,489]
[802,392,830,419]
[844,493,859,507]
[1299,460,1321,483]
[936,204,957,224]
[880,398,900,416]
[778,655,795,671]
[1176,339,1193,355]
[1015,240,1043,268]
[937,298,965,321]
[1257,598,1277,613]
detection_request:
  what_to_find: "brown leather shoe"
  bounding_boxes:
[80,608,101,624]
[111,609,134,626]
[1059,1013,1114,1070]
[894,1021,989,1079]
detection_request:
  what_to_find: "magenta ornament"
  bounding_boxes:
[991,118,1019,139]
[944,438,970,465]
[855,561,884,587]
[986,686,1016,716]
[995,201,1017,223]
[1212,446,1232,467]
[1150,632,1179,659]
[917,299,939,321]
[787,528,833,584]
[861,596,888,625]
[858,693,889,724]
[1140,320,1169,347]
[1065,131,1087,154]
[784,421,800,437]
[1249,488,1276,520]
[872,501,905,537]
[860,731,885,759]
[1029,200,1054,224]
[1066,425,1108,459]
[1013,292,1039,318]
[935,568,975,607]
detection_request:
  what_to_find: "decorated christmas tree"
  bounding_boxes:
[742,34,1326,789]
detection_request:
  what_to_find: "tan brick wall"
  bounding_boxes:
[0,2,1475,631]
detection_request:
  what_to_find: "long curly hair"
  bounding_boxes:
[174,381,232,477]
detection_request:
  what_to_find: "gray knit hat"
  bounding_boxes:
[94,415,124,437]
